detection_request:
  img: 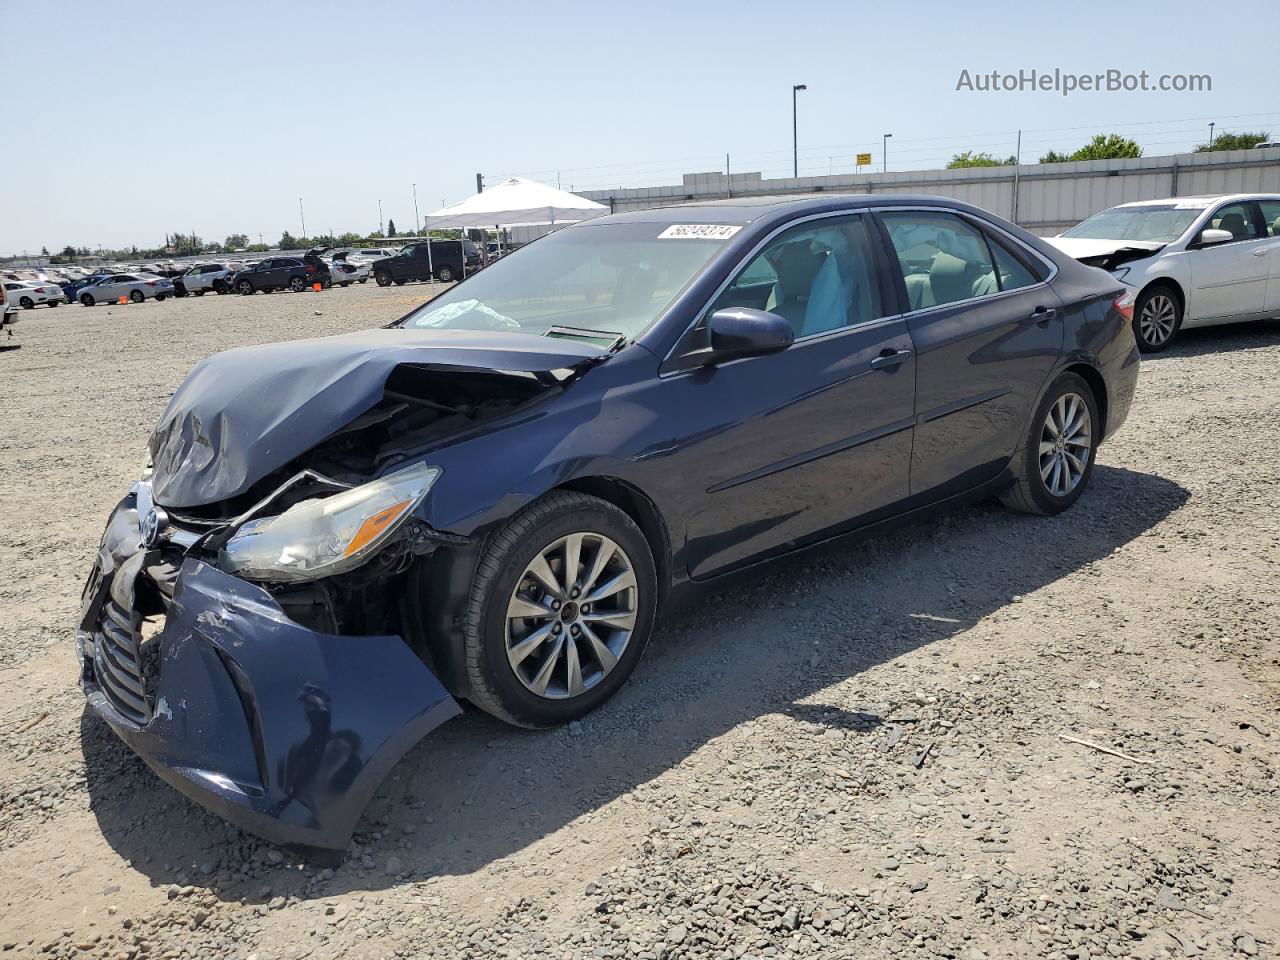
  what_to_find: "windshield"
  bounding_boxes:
[1062,205,1201,243]
[402,222,733,342]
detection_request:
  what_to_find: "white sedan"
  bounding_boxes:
[77,273,175,306]
[1047,194,1280,351]
[328,253,370,286]
[4,280,65,309]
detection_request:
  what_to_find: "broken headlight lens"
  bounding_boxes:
[219,462,441,582]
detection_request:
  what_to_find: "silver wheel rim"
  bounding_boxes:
[506,532,637,700]
[1039,392,1092,498]
[1139,294,1176,345]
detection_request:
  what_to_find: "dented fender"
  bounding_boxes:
[79,499,460,852]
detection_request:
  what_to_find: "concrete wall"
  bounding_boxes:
[578,148,1280,236]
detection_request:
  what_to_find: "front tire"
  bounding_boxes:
[19,297,33,309]
[1134,285,1181,352]
[375,270,392,287]
[80,293,95,307]
[460,492,657,728]
[129,290,144,303]
[436,265,455,282]
[1000,372,1099,516]
[238,280,254,295]
[289,276,307,292]
[213,280,228,294]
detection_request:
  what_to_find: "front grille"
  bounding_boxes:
[93,597,151,724]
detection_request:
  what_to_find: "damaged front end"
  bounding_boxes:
[77,329,607,852]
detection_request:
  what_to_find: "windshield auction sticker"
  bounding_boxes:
[658,224,742,240]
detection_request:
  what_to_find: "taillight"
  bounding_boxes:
[146,281,157,287]
[306,263,315,273]
[34,287,45,293]
[1113,289,1135,323]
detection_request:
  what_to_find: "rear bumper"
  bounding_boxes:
[78,495,461,851]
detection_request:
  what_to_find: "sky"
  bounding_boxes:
[1,0,1276,255]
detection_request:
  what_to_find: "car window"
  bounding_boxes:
[1256,200,1280,237]
[707,215,884,337]
[1205,203,1263,242]
[986,235,1040,291]
[403,220,732,341]
[881,211,999,310]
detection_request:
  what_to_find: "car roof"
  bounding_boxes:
[571,193,1006,227]
[1113,193,1280,209]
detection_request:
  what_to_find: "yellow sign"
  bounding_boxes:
[856,153,872,166]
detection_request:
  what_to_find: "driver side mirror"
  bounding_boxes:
[1197,228,1234,247]
[705,308,794,364]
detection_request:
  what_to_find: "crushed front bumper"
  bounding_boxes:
[77,493,461,851]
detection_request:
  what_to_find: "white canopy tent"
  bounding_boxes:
[422,177,608,230]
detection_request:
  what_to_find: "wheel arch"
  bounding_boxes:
[1137,276,1185,316]
[552,475,673,605]
[402,475,672,701]
[1062,362,1109,443]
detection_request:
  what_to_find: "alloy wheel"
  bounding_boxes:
[505,532,638,700]
[1139,294,1177,347]
[1038,392,1092,498]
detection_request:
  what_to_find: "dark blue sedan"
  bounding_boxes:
[77,194,1139,852]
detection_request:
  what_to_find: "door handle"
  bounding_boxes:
[870,348,911,371]
[1030,306,1058,326]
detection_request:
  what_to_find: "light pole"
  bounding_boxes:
[791,84,807,178]
[378,199,384,236]
[882,133,893,173]
[1208,122,1216,150]
[413,183,421,236]
[298,198,307,240]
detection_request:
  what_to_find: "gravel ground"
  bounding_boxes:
[0,287,1277,960]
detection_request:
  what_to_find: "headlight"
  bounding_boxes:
[220,462,441,582]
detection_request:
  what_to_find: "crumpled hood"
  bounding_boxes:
[1044,237,1164,261]
[149,328,605,509]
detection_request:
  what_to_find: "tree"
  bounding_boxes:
[337,232,363,245]
[1194,130,1270,152]
[60,245,77,258]
[947,150,1016,169]
[40,246,50,256]
[1040,134,1142,164]
[224,233,249,250]
[279,231,299,250]
[245,243,269,253]
[386,218,397,237]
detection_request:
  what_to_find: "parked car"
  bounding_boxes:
[61,272,113,302]
[371,238,480,285]
[176,262,236,296]
[231,253,331,294]
[77,273,175,306]
[4,280,65,309]
[76,194,1138,852]
[1046,193,1280,351]
[329,252,369,286]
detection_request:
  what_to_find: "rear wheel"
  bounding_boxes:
[80,293,95,307]
[155,294,167,301]
[1000,372,1099,516]
[238,280,254,295]
[459,492,657,728]
[289,276,307,292]
[194,290,205,296]
[129,290,144,303]
[19,297,33,309]
[375,270,392,287]
[47,301,58,308]
[340,281,351,287]
[436,265,455,282]
[213,280,228,294]
[1133,285,1181,352]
